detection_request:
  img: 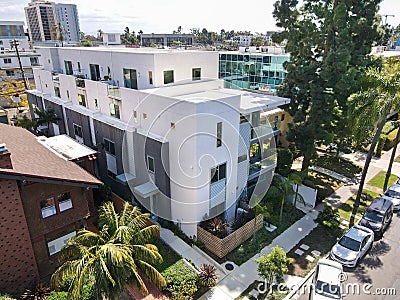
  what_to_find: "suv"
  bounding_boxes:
[382,184,400,211]
[359,197,393,238]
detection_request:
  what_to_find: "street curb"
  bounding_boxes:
[284,265,316,300]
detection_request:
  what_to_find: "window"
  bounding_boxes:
[109,103,120,119]
[123,68,138,89]
[30,57,39,65]
[54,87,60,97]
[6,70,14,76]
[0,41,2,45]
[89,64,100,81]
[211,163,226,184]
[133,110,138,122]
[3,58,11,64]
[47,231,76,256]
[78,94,86,107]
[147,156,155,173]
[148,71,153,84]
[77,61,81,72]
[170,122,175,128]
[41,197,56,218]
[238,154,247,163]
[94,98,99,110]
[64,60,73,75]
[163,70,174,84]
[192,68,201,80]
[143,113,148,119]
[58,192,72,212]
[104,138,115,155]
[73,123,83,138]
[281,114,285,121]
[66,90,70,99]
[216,122,222,147]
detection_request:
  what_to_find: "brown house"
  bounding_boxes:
[0,124,102,295]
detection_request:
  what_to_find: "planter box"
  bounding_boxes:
[197,214,263,258]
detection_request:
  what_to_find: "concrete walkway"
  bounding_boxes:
[199,210,319,300]
[309,165,351,183]
[159,228,227,276]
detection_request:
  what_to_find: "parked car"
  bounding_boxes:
[382,184,400,211]
[359,197,393,238]
[330,225,374,267]
[310,258,343,300]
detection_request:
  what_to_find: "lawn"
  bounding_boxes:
[367,171,398,190]
[307,170,344,202]
[336,189,378,222]
[312,155,362,178]
[287,225,340,277]
[151,238,182,273]
[225,205,305,266]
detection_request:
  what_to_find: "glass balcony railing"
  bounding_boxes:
[106,80,121,99]
[249,154,277,176]
[251,123,280,140]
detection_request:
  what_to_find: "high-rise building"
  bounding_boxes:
[24,0,80,44]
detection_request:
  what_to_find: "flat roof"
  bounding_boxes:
[36,134,97,160]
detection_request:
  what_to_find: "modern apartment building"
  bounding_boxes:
[0,124,101,294]
[25,0,80,43]
[141,33,194,47]
[28,47,290,237]
[219,46,289,93]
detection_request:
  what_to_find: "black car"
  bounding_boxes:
[359,197,393,238]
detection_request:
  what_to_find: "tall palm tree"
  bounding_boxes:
[51,22,69,46]
[51,202,166,300]
[349,57,400,225]
[277,173,304,223]
[34,107,61,136]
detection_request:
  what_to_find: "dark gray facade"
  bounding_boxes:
[64,108,92,146]
[42,99,66,136]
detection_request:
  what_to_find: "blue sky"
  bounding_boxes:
[2,0,400,35]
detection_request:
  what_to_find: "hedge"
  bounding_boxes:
[383,128,399,151]
[376,134,387,156]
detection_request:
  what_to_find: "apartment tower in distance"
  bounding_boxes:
[24,0,80,44]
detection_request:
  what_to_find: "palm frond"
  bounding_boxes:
[135,260,167,288]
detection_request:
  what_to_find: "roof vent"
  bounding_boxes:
[0,143,7,153]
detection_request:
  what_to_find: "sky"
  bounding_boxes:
[1,0,400,36]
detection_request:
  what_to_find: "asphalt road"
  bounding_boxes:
[296,212,400,300]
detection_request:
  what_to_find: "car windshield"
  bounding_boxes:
[338,236,361,251]
[363,211,384,223]
[315,280,341,299]
[385,189,400,199]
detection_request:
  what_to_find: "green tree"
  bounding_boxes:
[51,22,69,46]
[15,115,37,130]
[277,174,303,223]
[276,148,293,176]
[349,56,400,222]
[255,246,291,292]
[51,202,166,300]
[273,0,382,170]
[122,27,139,45]
[34,107,61,136]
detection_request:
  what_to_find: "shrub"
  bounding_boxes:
[0,295,17,300]
[276,148,293,177]
[317,206,343,236]
[204,217,227,238]
[162,260,199,300]
[46,292,69,300]
[382,121,396,135]
[231,209,255,232]
[376,134,387,157]
[198,264,218,287]
[384,128,399,151]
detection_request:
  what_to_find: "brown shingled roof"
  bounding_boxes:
[0,124,102,186]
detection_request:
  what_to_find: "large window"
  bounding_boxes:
[147,156,155,173]
[163,70,174,84]
[104,138,115,156]
[47,231,76,256]
[123,68,138,89]
[64,60,73,75]
[192,68,201,80]
[216,122,222,147]
[78,94,86,107]
[211,163,226,184]
[89,64,100,81]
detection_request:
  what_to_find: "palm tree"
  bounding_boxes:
[349,57,400,225]
[51,22,69,46]
[51,202,166,300]
[277,173,304,223]
[34,107,61,136]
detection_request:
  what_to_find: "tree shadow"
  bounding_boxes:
[345,265,372,284]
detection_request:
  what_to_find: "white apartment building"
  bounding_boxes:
[25,0,80,43]
[28,47,289,237]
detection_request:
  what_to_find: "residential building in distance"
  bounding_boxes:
[0,124,101,294]
[0,21,28,49]
[28,47,290,237]
[24,0,80,44]
[141,33,194,47]
[219,46,289,93]
[230,35,253,46]
[102,32,122,46]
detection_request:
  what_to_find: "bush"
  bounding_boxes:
[382,121,396,135]
[231,210,255,232]
[198,264,218,287]
[317,206,343,236]
[376,134,387,157]
[0,295,17,300]
[162,260,199,300]
[384,128,399,151]
[47,292,69,300]
[276,148,293,177]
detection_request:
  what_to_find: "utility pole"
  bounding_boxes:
[10,39,28,90]
[382,14,395,25]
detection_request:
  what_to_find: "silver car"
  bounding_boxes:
[330,225,374,268]
[382,183,400,210]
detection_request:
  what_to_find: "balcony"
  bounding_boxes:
[75,78,85,88]
[251,123,280,142]
[107,81,121,99]
[248,153,277,180]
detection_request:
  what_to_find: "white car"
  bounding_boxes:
[310,259,343,300]
[382,184,400,210]
[330,225,374,268]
